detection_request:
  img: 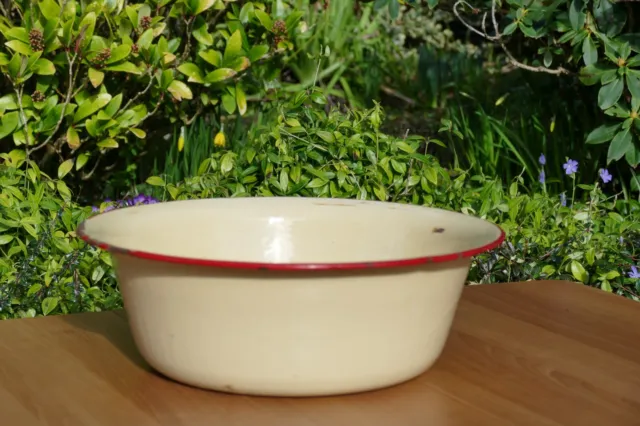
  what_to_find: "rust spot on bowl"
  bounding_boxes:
[432,227,445,234]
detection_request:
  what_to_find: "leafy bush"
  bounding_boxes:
[2,96,639,320]
[0,150,119,319]
[426,0,640,189]
[143,95,640,300]
[0,0,300,190]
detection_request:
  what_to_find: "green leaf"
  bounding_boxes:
[129,128,146,138]
[228,56,251,72]
[627,74,640,100]
[32,58,55,75]
[236,84,247,116]
[249,44,269,62]
[626,142,640,167]
[88,67,104,87]
[104,93,123,117]
[177,62,204,83]
[76,153,89,170]
[607,128,632,163]
[137,28,154,50]
[570,260,589,283]
[205,68,236,83]
[57,158,74,179]
[105,61,141,74]
[222,93,236,114]
[66,126,80,148]
[106,44,131,64]
[220,152,235,174]
[598,78,624,110]
[569,0,585,31]
[192,18,213,46]
[519,23,539,38]
[582,36,598,66]
[586,123,621,144]
[194,0,216,15]
[78,12,97,48]
[97,138,119,149]
[146,176,166,186]
[5,40,32,55]
[307,178,327,188]
[254,9,273,31]
[6,27,30,43]
[316,130,335,143]
[167,80,193,101]
[224,30,243,62]
[41,297,60,316]
[0,111,19,139]
[199,49,222,67]
[39,0,61,21]
[0,235,14,245]
[73,93,112,123]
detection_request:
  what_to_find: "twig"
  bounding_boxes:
[120,67,155,112]
[380,85,416,106]
[81,157,101,180]
[180,18,195,62]
[184,103,202,125]
[143,93,164,120]
[453,0,571,76]
[28,51,79,155]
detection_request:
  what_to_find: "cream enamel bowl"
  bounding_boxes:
[78,197,503,397]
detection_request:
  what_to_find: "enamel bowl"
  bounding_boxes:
[78,197,503,397]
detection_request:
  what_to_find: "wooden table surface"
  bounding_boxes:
[2,280,640,426]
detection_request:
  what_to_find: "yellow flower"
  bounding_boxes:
[178,126,185,152]
[214,131,226,147]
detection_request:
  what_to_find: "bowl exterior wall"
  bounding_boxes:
[114,254,470,397]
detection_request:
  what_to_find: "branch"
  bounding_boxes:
[27,51,79,155]
[453,0,571,76]
[380,85,416,106]
[180,18,195,62]
[81,156,101,180]
[120,67,155,112]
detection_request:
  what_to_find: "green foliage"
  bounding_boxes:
[0,0,298,183]
[0,150,119,319]
[433,0,640,188]
[144,97,640,299]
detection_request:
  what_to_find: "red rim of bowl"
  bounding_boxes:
[77,206,506,271]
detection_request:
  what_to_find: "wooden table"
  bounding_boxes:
[2,280,640,426]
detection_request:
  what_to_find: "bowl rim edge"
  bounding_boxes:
[76,198,506,271]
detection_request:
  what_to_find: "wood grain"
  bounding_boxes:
[1,280,640,426]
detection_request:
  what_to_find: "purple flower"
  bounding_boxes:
[560,192,567,207]
[538,170,546,183]
[538,153,546,165]
[629,266,640,279]
[563,159,578,175]
[599,168,612,184]
[133,194,147,205]
[91,206,99,213]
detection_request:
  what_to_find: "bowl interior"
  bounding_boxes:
[79,197,503,266]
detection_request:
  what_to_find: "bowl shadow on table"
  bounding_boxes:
[60,309,151,371]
